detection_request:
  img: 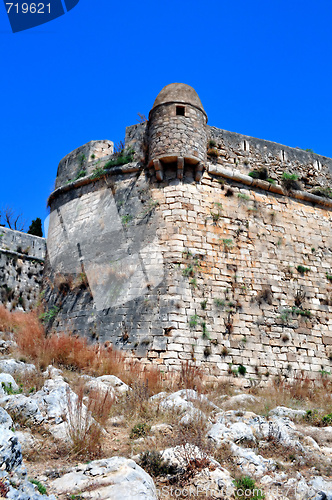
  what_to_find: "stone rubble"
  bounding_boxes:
[0,358,331,499]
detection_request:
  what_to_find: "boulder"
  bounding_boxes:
[0,427,22,472]
[49,457,157,499]
[306,477,332,500]
[7,480,57,499]
[221,394,260,410]
[3,395,44,425]
[0,407,13,428]
[0,360,36,376]
[0,373,20,393]
[269,406,307,419]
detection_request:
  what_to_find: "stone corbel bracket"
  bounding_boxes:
[152,157,205,183]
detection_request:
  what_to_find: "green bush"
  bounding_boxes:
[322,413,332,425]
[248,168,268,180]
[237,193,251,201]
[291,306,311,318]
[189,315,199,328]
[39,306,59,324]
[238,365,247,376]
[311,187,332,199]
[104,148,135,169]
[121,214,133,226]
[303,409,319,423]
[29,479,47,495]
[130,422,151,439]
[139,450,177,477]
[296,265,310,274]
[201,321,210,339]
[282,172,300,191]
[74,170,86,181]
[201,300,207,310]
[182,265,195,277]
[1,382,22,395]
[91,167,106,179]
[233,476,265,499]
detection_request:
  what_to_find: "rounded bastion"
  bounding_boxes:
[148,83,208,181]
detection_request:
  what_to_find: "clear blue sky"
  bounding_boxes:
[1,0,332,233]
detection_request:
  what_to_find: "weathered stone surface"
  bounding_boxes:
[0,427,22,472]
[269,406,307,419]
[84,374,129,397]
[3,395,44,425]
[0,360,36,376]
[0,373,19,392]
[49,457,157,499]
[0,227,46,312]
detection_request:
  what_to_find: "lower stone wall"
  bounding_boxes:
[0,228,46,311]
[45,163,332,380]
[141,166,332,379]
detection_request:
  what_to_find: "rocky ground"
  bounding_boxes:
[0,335,332,500]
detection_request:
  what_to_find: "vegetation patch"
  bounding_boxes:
[282,172,300,191]
[130,422,151,439]
[104,147,135,169]
[311,187,332,199]
[248,167,268,180]
[139,450,178,477]
[233,476,265,499]
[296,265,310,275]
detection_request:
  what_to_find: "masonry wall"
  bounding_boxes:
[207,126,332,190]
[0,228,46,311]
[148,103,207,165]
[45,124,332,380]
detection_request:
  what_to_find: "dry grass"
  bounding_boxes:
[86,387,115,428]
[0,306,169,394]
[248,374,332,416]
[65,384,103,459]
[178,360,204,392]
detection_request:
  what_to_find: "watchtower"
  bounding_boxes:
[148,83,207,181]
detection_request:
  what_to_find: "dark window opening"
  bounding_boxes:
[176,106,185,116]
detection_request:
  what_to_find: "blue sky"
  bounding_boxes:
[1,0,332,233]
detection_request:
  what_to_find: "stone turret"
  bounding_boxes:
[148,83,207,181]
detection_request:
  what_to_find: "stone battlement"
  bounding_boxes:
[6,83,332,380]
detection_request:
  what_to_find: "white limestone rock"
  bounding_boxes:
[3,395,44,425]
[15,430,41,454]
[150,389,219,413]
[42,365,63,379]
[83,374,129,399]
[230,442,275,477]
[0,373,19,393]
[7,480,57,500]
[32,377,79,423]
[305,477,332,500]
[49,457,157,499]
[96,375,129,394]
[0,406,13,428]
[269,406,307,419]
[0,359,36,376]
[0,427,22,472]
[221,394,260,410]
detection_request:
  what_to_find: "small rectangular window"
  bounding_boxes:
[176,106,185,116]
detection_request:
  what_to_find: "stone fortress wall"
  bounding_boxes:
[0,227,46,311]
[22,84,332,379]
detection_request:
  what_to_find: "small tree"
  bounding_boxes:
[0,206,26,231]
[27,218,43,237]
